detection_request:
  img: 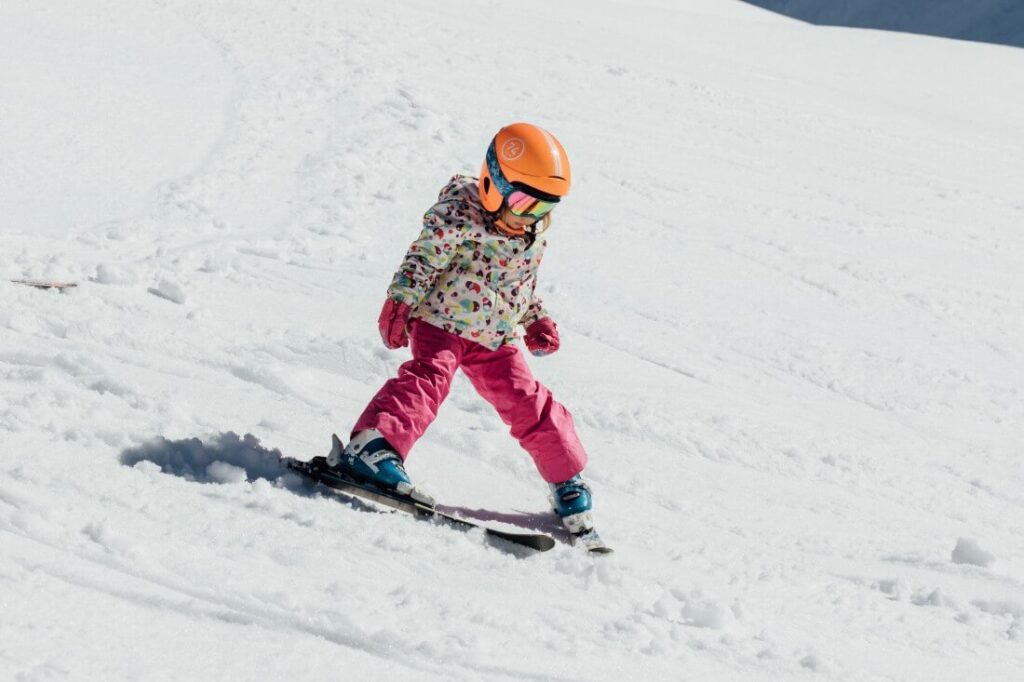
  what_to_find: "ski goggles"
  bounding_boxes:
[506,189,558,220]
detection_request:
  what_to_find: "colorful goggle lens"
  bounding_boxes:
[506,190,558,219]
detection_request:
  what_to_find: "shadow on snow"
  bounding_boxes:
[436,505,566,536]
[120,431,290,484]
[119,432,563,538]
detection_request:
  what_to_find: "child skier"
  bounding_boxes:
[327,122,596,538]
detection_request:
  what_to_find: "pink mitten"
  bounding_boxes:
[525,317,560,356]
[378,298,413,349]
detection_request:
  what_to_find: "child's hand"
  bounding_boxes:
[525,318,560,356]
[378,298,413,349]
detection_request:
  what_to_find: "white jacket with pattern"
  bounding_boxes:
[387,175,548,350]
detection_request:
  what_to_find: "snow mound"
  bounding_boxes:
[951,537,996,568]
[148,279,188,305]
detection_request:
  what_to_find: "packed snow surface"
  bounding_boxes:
[2,1,1023,680]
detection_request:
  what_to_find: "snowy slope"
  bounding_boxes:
[2,0,1024,679]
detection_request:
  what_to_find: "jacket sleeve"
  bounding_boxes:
[519,239,549,328]
[520,280,548,329]
[387,205,465,307]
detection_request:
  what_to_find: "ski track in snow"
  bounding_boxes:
[2,0,1024,679]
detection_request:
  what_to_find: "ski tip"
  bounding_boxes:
[531,535,557,552]
[493,530,556,553]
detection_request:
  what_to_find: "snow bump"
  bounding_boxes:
[951,537,996,568]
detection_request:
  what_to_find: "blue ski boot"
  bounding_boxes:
[550,474,612,552]
[325,431,434,506]
[549,474,594,534]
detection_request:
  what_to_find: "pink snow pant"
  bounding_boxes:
[353,319,587,483]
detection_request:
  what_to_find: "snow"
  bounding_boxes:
[1,0,1023,679]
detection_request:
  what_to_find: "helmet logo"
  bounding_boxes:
[501,138,526,161]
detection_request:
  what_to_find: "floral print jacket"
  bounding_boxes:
[387,175,548,350]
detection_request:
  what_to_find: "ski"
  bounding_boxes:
[283,456,556,553]
[11,279,77,291]
[571,528,614,554]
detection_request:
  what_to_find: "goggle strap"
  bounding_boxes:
[485,142,515,198]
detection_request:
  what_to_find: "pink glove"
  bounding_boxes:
[378,298,413,349]
[525,317,560,356]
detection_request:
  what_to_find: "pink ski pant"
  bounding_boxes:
[353,320,587,483]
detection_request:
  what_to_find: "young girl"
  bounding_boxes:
[327,122,596,538]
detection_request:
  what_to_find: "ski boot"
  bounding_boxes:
[549,474,594,534]
[326,430,434,506]
[549,474,612,553]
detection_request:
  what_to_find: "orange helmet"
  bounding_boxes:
[478,122,572,213]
